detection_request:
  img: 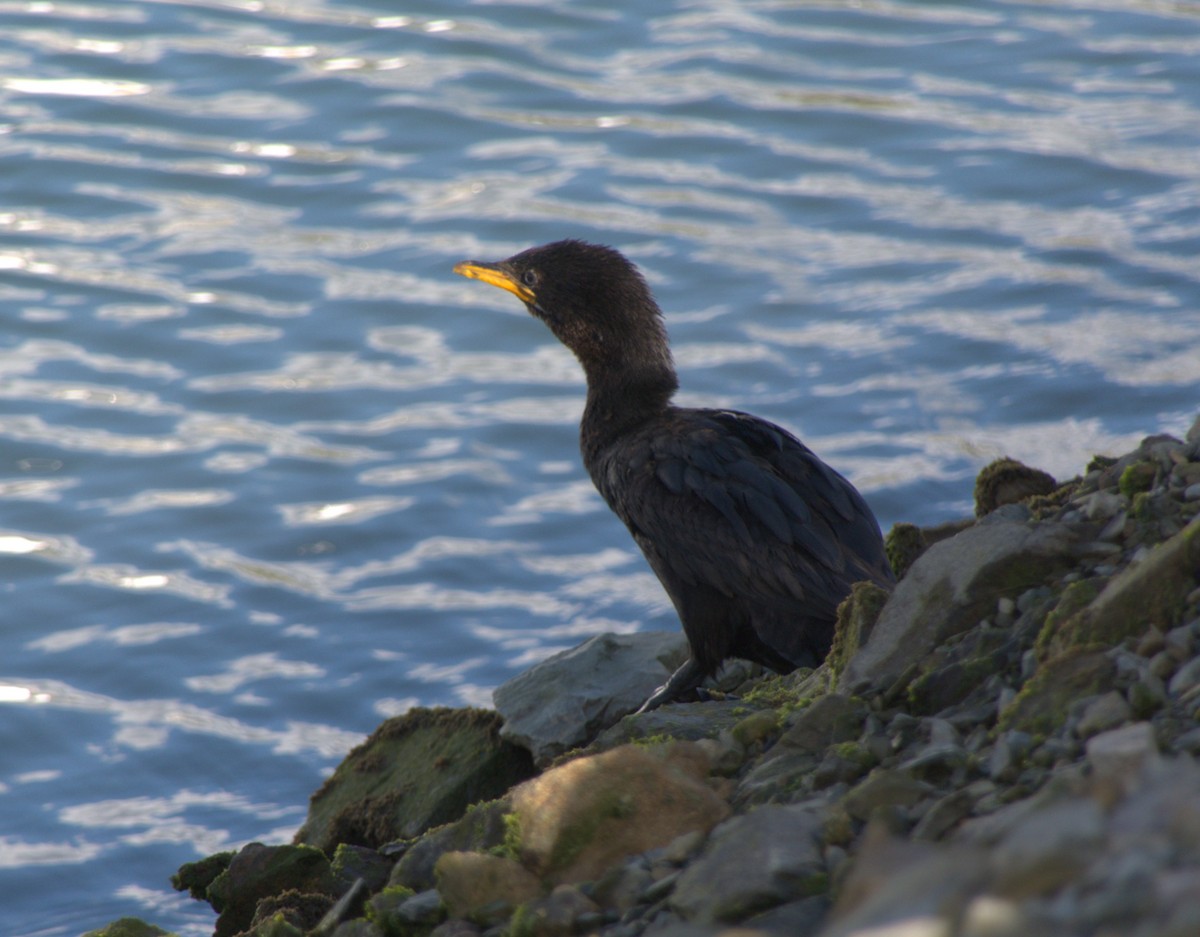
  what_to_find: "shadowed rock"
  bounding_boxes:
[494,631,689,766]
[839,518,1080,694]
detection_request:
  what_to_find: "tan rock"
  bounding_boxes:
[434,851,541,920]
[510,742,730,884]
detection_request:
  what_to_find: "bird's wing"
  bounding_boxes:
[705,409,893,585]
[595,409,889,614]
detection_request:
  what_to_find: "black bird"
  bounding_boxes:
[455,240,894,711]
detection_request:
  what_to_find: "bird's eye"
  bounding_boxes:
[521,269,538,287]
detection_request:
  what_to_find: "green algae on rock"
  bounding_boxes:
[973,457,1058,517]
[197,843,337,937]
[295,707,534,853]
[999,648,1117,735]
[1038,517,1200,661]
[82,919,177,937]
[827,580,891,682]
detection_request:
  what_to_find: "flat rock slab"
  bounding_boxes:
[494,631,689,766]
[839,519,1080,693]
[593,698,749,750]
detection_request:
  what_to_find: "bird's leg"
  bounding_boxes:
[635,656,706,714]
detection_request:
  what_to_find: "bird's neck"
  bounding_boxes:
[580,365,678,460]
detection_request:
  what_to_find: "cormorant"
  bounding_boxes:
[455,240,894,711]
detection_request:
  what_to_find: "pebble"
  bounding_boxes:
[1167,656,1200,696]
[1127,677,1167,719]
[1086,722,1161,797]
[989,731,1033,783]
[1083,489,1125,522]
[1098,510,1128,541]
[1136,626,1167,657]
[842,769,934,821]
[990,799,1106,899]
[1075,691,1132,738]
[1149,650,1178,680]
[1164,623,1195,659]
[910,788,973,842]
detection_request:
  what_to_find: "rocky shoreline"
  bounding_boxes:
[89,414,1200,937]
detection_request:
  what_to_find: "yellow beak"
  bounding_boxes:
[453,261,535,304]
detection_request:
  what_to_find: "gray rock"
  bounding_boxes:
[393,889,445,925]
[493,631,688,766]
[898,741,967,782]
[841,769,934,822]
[331,920,386,937]
[669,804,826,923]
[990,798,1106,898]
[1167,655,1200,697]
[428,921,481,937]
[1082,490,1125,523]
[988,731,1033,783]
[743,895,829,935]
[1164,623,1195,659]
[816,836,989,937]
[735,696,870,805]
[518,884,599,935]
[1075,690,1132,738]
[778,695,869,754]
[1085,721,1161,796]
[839,519,1079,693]
[911,789,974,842]
[593,699,748,752]
[592,860,653,913]
[390,799,510,892]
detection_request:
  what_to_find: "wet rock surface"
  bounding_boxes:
[92,417,1200,937]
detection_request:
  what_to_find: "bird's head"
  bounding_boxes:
[454,239,673,382]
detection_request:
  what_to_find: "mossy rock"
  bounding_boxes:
[296,707,535,853]
[330,842,395,893]
[1034,578,1105,659]
[906,655,1000,716]
[246,890,333,935]
[885,523,926,579]
[196,843,337,937]
[82,920,176,937]
[974,457,1057,517]
[828,581,892,681]
[240,916,304,937]
[172,850,234,901]
[1118,461,1157,497]
[1039,518,1200,660]
[999,648,1116,736]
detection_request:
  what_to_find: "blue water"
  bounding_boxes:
[1,1,1199,933]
